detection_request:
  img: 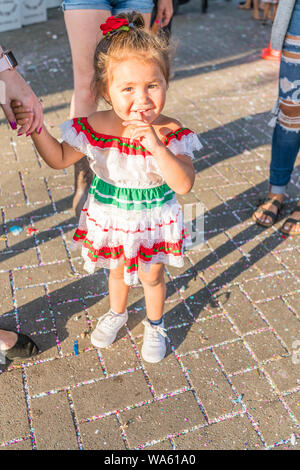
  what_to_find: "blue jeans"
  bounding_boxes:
[61,0,153,13]
[270,1,300,192]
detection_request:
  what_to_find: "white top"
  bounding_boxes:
[60,117,202,189]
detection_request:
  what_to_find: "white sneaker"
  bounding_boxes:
[141,319,167,363]
[91,309,128,348]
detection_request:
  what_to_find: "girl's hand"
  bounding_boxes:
[11,100,38,135]
[122,113,163,155]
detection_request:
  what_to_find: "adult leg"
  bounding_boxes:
[0,330,18,350]
[64,9,152,217]
[252,0,260,19]
[0,329,38,360]
[64,9,110,118]
[254,41,300,228]
[272,3,278,21]
[262,3,270,23]
[64,8,152,117]
[273,121,300,233]
[253,123,300,226]
[64,10,111,217]
[239,0,251,9]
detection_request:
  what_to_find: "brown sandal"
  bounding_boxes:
[252,197,283,228]
[280,206,300,235]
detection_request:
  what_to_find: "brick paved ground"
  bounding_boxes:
[0,0,300,451]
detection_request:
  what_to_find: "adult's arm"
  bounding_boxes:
[0,44,43,134]
[154,0,174,28]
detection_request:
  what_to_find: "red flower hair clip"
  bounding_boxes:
[100,16,130,36]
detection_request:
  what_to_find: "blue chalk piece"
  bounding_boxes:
[73,340,79,356]
[9,225,23,236]
[232,394,243,405]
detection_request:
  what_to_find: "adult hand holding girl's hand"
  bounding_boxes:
[122,112,164,155]
[1,69,43,135]
[11,100,42,135]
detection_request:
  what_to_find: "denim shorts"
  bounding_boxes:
[61,0,154,14]
[287,0,300,36]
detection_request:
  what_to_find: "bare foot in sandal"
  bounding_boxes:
[281,201,300,235]
[252,9,261,19]
[253,192,284,227]
[239,0,252,9]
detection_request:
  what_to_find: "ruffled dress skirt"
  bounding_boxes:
[70,176,190,286]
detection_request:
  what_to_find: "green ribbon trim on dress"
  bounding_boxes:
[89,176,175,210]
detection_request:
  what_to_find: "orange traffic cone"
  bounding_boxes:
[261,41,281,61]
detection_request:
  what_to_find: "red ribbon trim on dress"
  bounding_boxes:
[71,117,194,156]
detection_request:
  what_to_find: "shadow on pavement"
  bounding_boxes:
[1,167,299,369]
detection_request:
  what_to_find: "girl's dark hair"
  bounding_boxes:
[92,11,170,102]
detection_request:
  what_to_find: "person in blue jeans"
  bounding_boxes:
[253,0,300,235]
[61,0,173,217]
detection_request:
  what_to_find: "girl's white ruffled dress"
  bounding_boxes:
[61,117,202,286]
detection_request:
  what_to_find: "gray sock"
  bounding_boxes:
[269,184,286,195]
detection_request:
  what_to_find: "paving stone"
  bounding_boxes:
[214,340,257,374]
[257,299,300,351]
[224,285,266,333]
[284,393,300,425]
[53,300,93,355]
[173,416,263,450]
[31,391,79,450]
[231,371,296,446]
[169,316,238,355]
[26,351,104,396]
[284,292,300,314]
[264,357,300,393]
[136,346,189,396]
[16,286,53,335]
[0,248,40,271]
[119,391,207,449]
[243,274,300,303]
[37,230,70,264]
[79,415,126,450]
[244,331,288,362]
[181,350,242,420]
[99,336,140,375]
[0,272,14,312]
[13,263,72,288]
[0,369,30,443]
[71,370,153,421]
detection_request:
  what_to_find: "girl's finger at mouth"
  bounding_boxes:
[122,120,144,126]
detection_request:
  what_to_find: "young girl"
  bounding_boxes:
[12,12,201,363]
